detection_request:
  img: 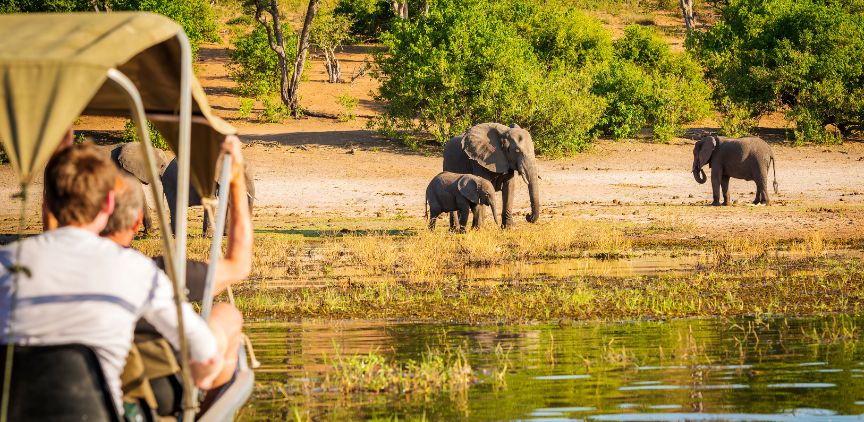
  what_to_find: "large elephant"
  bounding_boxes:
[692,134,778,206]
[443,122,541,228]
[425,172,499,231]
[161,157,255,236]
[110,143,170,236]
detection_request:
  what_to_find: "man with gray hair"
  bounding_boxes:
[103,136,252,416]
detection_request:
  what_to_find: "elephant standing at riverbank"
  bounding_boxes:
[426,172,499,231]
[443,123,541,228]
[692,135,778,206]
[110,143,170,236]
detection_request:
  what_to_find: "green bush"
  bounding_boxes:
[375,0,620,154]
[230,24,298,98]
[238,98,255,120]
[593,25,711,142]
[374,1,712,153]
[122,119,170,151]
[334,0,393,40]
[338,94,359,121]
[693,0,864,143]
[0,143,7,165]
[1,0,219,56]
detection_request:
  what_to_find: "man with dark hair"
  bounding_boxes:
[0,142,227,415]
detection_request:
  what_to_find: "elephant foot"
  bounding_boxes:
[710,202,721,207]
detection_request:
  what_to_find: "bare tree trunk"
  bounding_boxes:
[391,0,408,19]
[255,1,292,112]
[323,48,342,83]
[288,0,320,116]
[680,0,695,32]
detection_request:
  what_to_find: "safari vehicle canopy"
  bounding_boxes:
[0,12,252,422]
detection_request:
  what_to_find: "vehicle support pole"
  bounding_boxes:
[176,31,197,422]
[201,154,232,321]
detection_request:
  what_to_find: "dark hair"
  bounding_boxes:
[44,143,118,226]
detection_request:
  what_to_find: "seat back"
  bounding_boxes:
[0,344,120,422]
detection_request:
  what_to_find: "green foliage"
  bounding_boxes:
[717,97,757,137]
[593,25,711,142]
[374,1,711,153]
[0,144,7,165]
[238,97,255,120]
[334,0,393,39]
[1,0,219,56]
[338,94,359,122]
[261,97,288,123]
[122,119,170,151]
[230,24,298,98]
[312,9,355,52]
[693,0,864,143]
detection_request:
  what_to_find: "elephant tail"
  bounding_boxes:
[424,197,429,220]
[771,156,779,195]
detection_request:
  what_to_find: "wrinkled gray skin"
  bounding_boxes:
[443,123,541,228]
[161,158,255,236]
[426,172,499,232]
[692,135,778,206]
[110,143,170,236]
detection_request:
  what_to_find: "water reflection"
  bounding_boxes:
[239,317,864,421]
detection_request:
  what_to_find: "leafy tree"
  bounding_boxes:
[594,25,711,141]
[230,24,298,98]
[0,0,219,56]
[334,0,393,39]
[693,0,864,143]
[312,9,355,83]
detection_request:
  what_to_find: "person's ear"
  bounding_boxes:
[103,191,115,216]
[132,210,144,234]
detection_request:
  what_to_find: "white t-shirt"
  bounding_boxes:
[0,227,218,412]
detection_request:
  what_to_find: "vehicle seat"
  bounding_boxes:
[0,344,121,422]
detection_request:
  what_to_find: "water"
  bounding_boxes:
[238,316,864,421]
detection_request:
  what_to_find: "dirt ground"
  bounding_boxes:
[1,39,863,241]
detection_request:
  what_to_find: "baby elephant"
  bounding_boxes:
[692,135,779,206]
[426,172,499,231]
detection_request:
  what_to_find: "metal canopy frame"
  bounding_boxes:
[105,32,231,422]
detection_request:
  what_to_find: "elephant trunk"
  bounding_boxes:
[490,197,500,227]
[692,161,707,184]
[521,159,541,223]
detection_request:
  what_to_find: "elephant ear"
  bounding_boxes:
[117,143,153,185]
[457,176,480,204]
[698,136,716,167]
[462,123,511,174]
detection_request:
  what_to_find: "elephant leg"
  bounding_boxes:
[501,175,516,228]
[721,176,731,206]
[202,209,211,238]
[710,168,722,206]
[142,206,152,237]
[456,200,470,233]
[470,204,480,230]
[755,171,769,205]
[448,211,458,232]
[428,205,441,230]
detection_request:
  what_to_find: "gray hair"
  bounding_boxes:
[101,174,144,236]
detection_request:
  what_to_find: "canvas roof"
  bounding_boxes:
[0,12,235,198]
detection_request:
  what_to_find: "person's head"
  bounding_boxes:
[44,143,118,233]
[101,175,145,246]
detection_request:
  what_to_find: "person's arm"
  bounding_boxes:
[213,135,252,295]
[140,269,223,389]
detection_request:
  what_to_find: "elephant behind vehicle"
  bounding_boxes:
[109,143,170,236]
[161,157,256,236]
[443,122,541,227]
